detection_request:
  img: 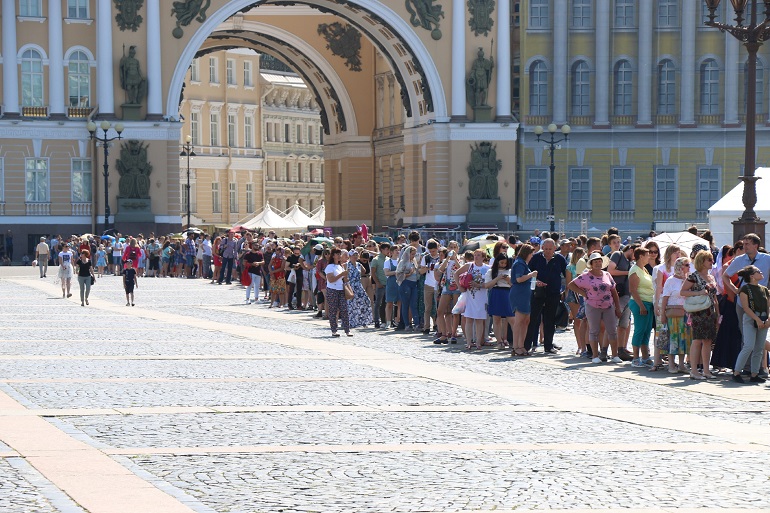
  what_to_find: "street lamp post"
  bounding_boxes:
[180,135,196,229]
[87,120,124,233]
[705,0,769,243]
[534,123,571,233]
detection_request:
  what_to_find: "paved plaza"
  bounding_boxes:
[0,267,769,513]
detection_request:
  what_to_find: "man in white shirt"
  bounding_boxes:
[35,237,50,278]
[723,233,770,331]
[112,237,125,275]
[419,239,441,335]
[201,235,213,279]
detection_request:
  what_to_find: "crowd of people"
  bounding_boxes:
[36,225,770,384]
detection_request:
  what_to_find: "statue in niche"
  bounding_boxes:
[119,45,147,105]
[468,0,495,37]
[466,47,494,108]
[317,22,363,72]
[468,142,501,200]
[171,0,211,39]
[114,0,144,32]
[117,140,153,199]
[405,0,445,40]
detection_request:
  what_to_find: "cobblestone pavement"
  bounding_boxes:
[0,267,769,513]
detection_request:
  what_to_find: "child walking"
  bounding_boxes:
[123,259,138,306]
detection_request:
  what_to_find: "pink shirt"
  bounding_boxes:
[573,271,616,309]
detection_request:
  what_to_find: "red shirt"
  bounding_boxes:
[122,246,141,269]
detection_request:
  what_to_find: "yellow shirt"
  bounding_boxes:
[629,264,654,303]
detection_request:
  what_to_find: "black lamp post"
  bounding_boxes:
[87,120,124,232]
[180,135,196,229]
[534,123,571,233]
[705,0,769,244]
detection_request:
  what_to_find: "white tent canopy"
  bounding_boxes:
[708,167,770,247]
[242,203,299,230]
[283,202,314,228]
[310,202,325,225]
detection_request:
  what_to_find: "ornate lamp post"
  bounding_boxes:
[705,0,769,243]
[534,123,571,233]
[87,120,124,232]
[180,135,196,229]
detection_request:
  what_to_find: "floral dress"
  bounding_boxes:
[347,261,373,328]
[687,271,718,341]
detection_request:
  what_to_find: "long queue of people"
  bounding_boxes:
[40,227,770,385]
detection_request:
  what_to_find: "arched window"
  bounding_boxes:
[571,61,590,116]
[614,60,633,115]
[21,49,44,107]
[657,59,676,115]
[700,59,719,115]
[68,51,90,107]
[744,60,764,115]
[529,60,548,115]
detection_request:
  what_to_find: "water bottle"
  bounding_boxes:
[530,276,537,290]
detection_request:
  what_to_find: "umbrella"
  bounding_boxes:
[301,237,334,256]
[81,233,95,239]
[229,225,251,233]
[101,235,115,241]
[649,231,708,255]
[460,240,480,253]
[185,227,204,235]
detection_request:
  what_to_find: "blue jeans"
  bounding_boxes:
[399,279,419,327]
[218,257,234,284]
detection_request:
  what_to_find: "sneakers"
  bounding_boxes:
[631,358,646,368]
[591,357,601,364]
[750,376,767,383]
[610,356,623,364]
[732,374,745,384]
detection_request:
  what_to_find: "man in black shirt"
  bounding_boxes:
[243,243,264,304]
[526,239,567,354]
[285,246,305,310]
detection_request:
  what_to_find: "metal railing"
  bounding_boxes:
[610,115,635,126]
[696,114,720,126]
[22,106,48,118]
[67,107,90,119]
[524,115,549,126]
[654,114,677,125]
[567,115,593,126]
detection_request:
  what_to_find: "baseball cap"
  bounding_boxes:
[314,244,323,250]
[558,239,570,247]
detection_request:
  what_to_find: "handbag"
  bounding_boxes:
[90,275,95,285]
[343,282,355,300]
[684,294,712,313]
[532,283,547,299]
[287,269,297,284]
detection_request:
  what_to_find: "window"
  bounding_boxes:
[698,167,721,211]
[296,124,302,143]
[209,57,219,84]
[513,1,520,26]
[243,61,253,87]
[526,168,548,211]
[308,125,314,144]
[19,0,41,17]
[282,162,289,181]
[25,158,49,202]
[744,61,764,114]
[614,60,633,115]
[611,168,634,211]
[284,123,290,142]
[246,183,254,213]
[210,113,220,146]
[529,61,548,115]
[67,0,88,18]
[657,0,678,27]
[655,167,677,210]
[700,59,720,115]
[190,112,200,146]
[244,115,254,148]
[568,168,591,211]
[229,183,238,213]
[212,183,221,213]
[529,0,549,28]
[615,0,635,27]
[571,0,592,28]
[657,59,676,114]
[227,114,237,147]
[298,163,304,182]
[226,59,236,85]
[21,49,44,107]
[68,51,90,107]
[71,159,92,203]
[571,61,590,116]
[190,59,200,82]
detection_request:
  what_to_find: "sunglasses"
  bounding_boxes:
[648,250,659,254]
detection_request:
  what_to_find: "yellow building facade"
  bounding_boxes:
[516,0,770,234]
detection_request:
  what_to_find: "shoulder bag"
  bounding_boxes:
[683,273,712,313]
[344,281,355,300]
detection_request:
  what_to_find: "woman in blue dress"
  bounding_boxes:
[346,250,373,328]
[509,244,538,356]
[95,244,107,277]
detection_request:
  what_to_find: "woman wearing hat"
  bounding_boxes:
[567,252,622,364]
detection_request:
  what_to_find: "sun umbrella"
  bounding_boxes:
[185,227,204,235]
[649,231,708,255]
[460,240,480,253]
[229,225,251,233]
[101,235,115,241]
[301,237,334,256]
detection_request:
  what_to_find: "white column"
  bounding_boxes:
[451,0,466,119]
[724,33,739,125]
[495,0,512,120]
[48,0,65,117]
[637,0,653,126]
[96,0,115,115]
[594,0,610,127]
[679,0,697,126]
[146,0,163,117]
[2,0,19,115]
[553,0,568,124]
